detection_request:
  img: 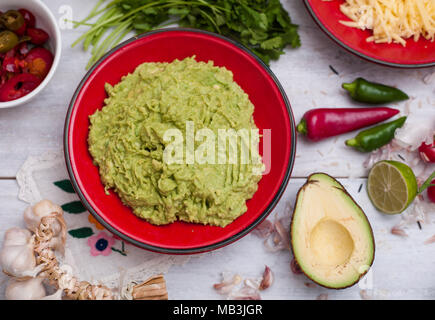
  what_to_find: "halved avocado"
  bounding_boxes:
[290,173,375,289]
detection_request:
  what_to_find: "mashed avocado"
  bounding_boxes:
[88,57,263,227]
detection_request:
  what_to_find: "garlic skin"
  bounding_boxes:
[3,228,32,246]
[40,289,63,300]
[259,266,273,291]
[24,200,66,253]
[5,277,46,300]
[24,200,63,232]
[0,228,37,278]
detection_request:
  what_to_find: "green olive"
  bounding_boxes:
[0,30,19,53]
[0,10,25,32]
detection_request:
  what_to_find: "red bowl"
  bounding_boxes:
[304,0,435,68]
[64,28,296,254]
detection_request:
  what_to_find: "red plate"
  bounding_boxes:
[64,28,296,254]
[304,0,435,68]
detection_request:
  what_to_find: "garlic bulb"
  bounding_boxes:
[24,199,63,232]
[24,200,66,253]
[40,290,63,300]
[0,228,37,277]
[3,228,32,246]
[5,277,46,300]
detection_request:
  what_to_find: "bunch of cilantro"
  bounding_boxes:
[73,0,300,68]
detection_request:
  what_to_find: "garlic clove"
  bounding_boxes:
[5,277,46,300]
[3,228,32,247]
[33,200,62,217]
[213,273,242,296]
[1,228,37,278]
[259,265,274,291]
[1,244,37,277]
[24,200,63,232]
[40,289,63,300]
[25,200,67,254]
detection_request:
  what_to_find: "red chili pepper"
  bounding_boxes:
[18,9,36,29]
[0,73,41,102]
[24,47,53,79]
[26,28,49,45]
[419,138,435,163]
[2,48,20,74]
[296,107,400,141]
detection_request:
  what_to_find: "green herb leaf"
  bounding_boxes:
[54,179,76,193]
[261,37,282,50]
[168,7,190,16]
[418,171,435,195]
[68,227,94,238]
[62,201,87,214]
[73,0,300,67]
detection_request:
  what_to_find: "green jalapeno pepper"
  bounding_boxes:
[342,78,409,104]
[0,10,25,33]
[0,30,19,53]
[345,116,407,152]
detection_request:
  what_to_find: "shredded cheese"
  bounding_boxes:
[334,0,435,46]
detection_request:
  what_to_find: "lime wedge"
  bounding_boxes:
[367,160,418,214]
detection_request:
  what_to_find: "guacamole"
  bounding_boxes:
[88,57,263,227]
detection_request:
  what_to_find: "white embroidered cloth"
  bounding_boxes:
[16,151,191,291]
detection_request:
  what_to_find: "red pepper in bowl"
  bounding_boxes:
[0,72,9,89]
[0,7,55,104]
[297,107,400,141]
[0,73,41,102]
[18,9,36,29]
[24,47,53,79]
[2,47,20,73]
[27,28,49,45]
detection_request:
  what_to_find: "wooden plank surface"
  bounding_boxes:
[0,0,434,300]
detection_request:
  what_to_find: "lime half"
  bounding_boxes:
[367,160,418,214]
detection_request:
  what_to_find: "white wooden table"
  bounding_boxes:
[0,0,434,300]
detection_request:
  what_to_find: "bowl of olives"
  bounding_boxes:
[0,0,61,108]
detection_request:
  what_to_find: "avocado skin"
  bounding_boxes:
[289,172,375,290]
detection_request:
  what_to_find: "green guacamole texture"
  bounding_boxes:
[88,57,263,227]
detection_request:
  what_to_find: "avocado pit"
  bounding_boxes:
[309,219,354,267]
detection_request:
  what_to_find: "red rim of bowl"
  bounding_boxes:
[64,28,296,254]
[304,0,435,68]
